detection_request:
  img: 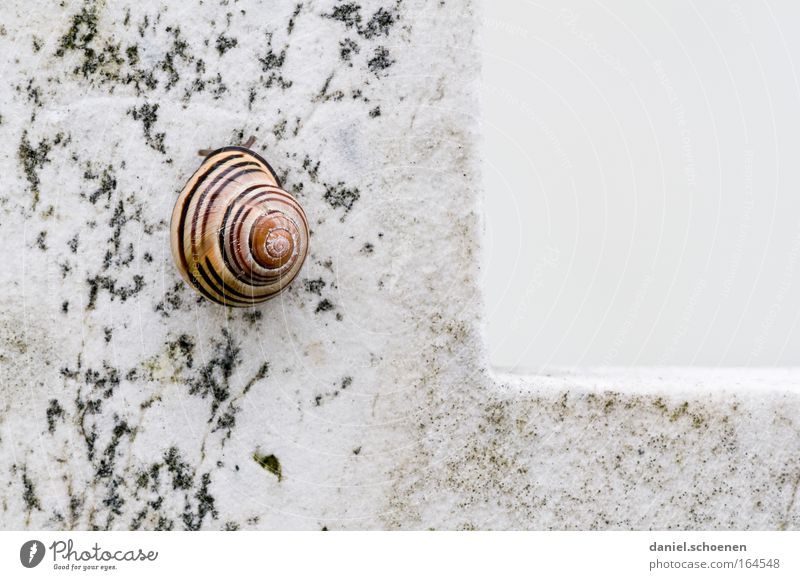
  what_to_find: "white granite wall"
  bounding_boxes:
[0,0,798,530]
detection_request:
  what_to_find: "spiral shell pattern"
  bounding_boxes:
[170,146,309,306]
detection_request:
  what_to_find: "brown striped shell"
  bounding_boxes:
[170,141,309,306]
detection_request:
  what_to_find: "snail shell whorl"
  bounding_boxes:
[170,146,309,306]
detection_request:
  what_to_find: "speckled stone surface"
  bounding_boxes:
[1,0,799,530]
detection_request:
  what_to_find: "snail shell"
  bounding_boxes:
[170,142,309,306]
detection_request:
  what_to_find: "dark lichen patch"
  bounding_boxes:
[164,446,194,490]
[241,308,262,325]
[215,33,237,55]
[23,78,44,120]
[315,72,345,103]
[56,4,98,54]
[46,399,65,433]
[369,106,381,118]
[362,7,397,39]
[323,182,360,218]
[313,376,354,406]
[166,333,195,369]
[35,231,48,251]
[315,299,334,313]
[82,164,117,205]
[96,419,133,482]
[84,362,121,399]
[339,38,360,63]
[187,329,241,421]
[287,3,303,34]
[272,118,288,139]
[182,473,218,530]
[257,32,291,89]
[325,3,363,29]
[128,102,166,153]
[243,362,269,395]
[361,242,374,254]
[104,198,142,269]
[17,131,51,209]
[253,452,282,482]
[304,278,326,295]
[21,468,42,513]
[155,282,185,317]
[213,361,268,440]
[160,26,193,91]
[52,4,162,92]
[325,3,399,41]
[55,3,99,59]
[86,274,145,309]
[670,401,689,422]
[368,46,395,75]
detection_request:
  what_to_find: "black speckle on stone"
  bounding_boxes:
[368,46,394,75]
[67,234,79,253]
[46,399,65,433]
[18,131,51,209]
[187,329,241,421]
[55,5,99,58]
[304,278,326,295]
[166,333,195,369]
[353,446,361,455]
[339,38,359,63]
[272,118,287,139]
[61,301,69,313]
[323,182,360,217]
[258,33,292,89]
[103,327,113,343]
[87,165,117,205]
[128,102,166,153]
[164,446,194,490]
[35,231,47,251]
[253,452,282,482]
[241,309,262,325]
[361,242,374,254]
[126,44,139,65]
[362,7,396,39]
[156,282,185,318]
[243,362,269,395]
[369,106,381,118]
[183,472,217,530]
[302,155,320,181]
[96,419,133,487]
[326,3,362,29]
[86,274,145,309]
[287,3,303,34]
[315,299,334,313]
[341,376,353,390]
[215,34,237,55]
[22,469,42,512]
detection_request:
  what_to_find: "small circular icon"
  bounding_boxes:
[20,540,45,568]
